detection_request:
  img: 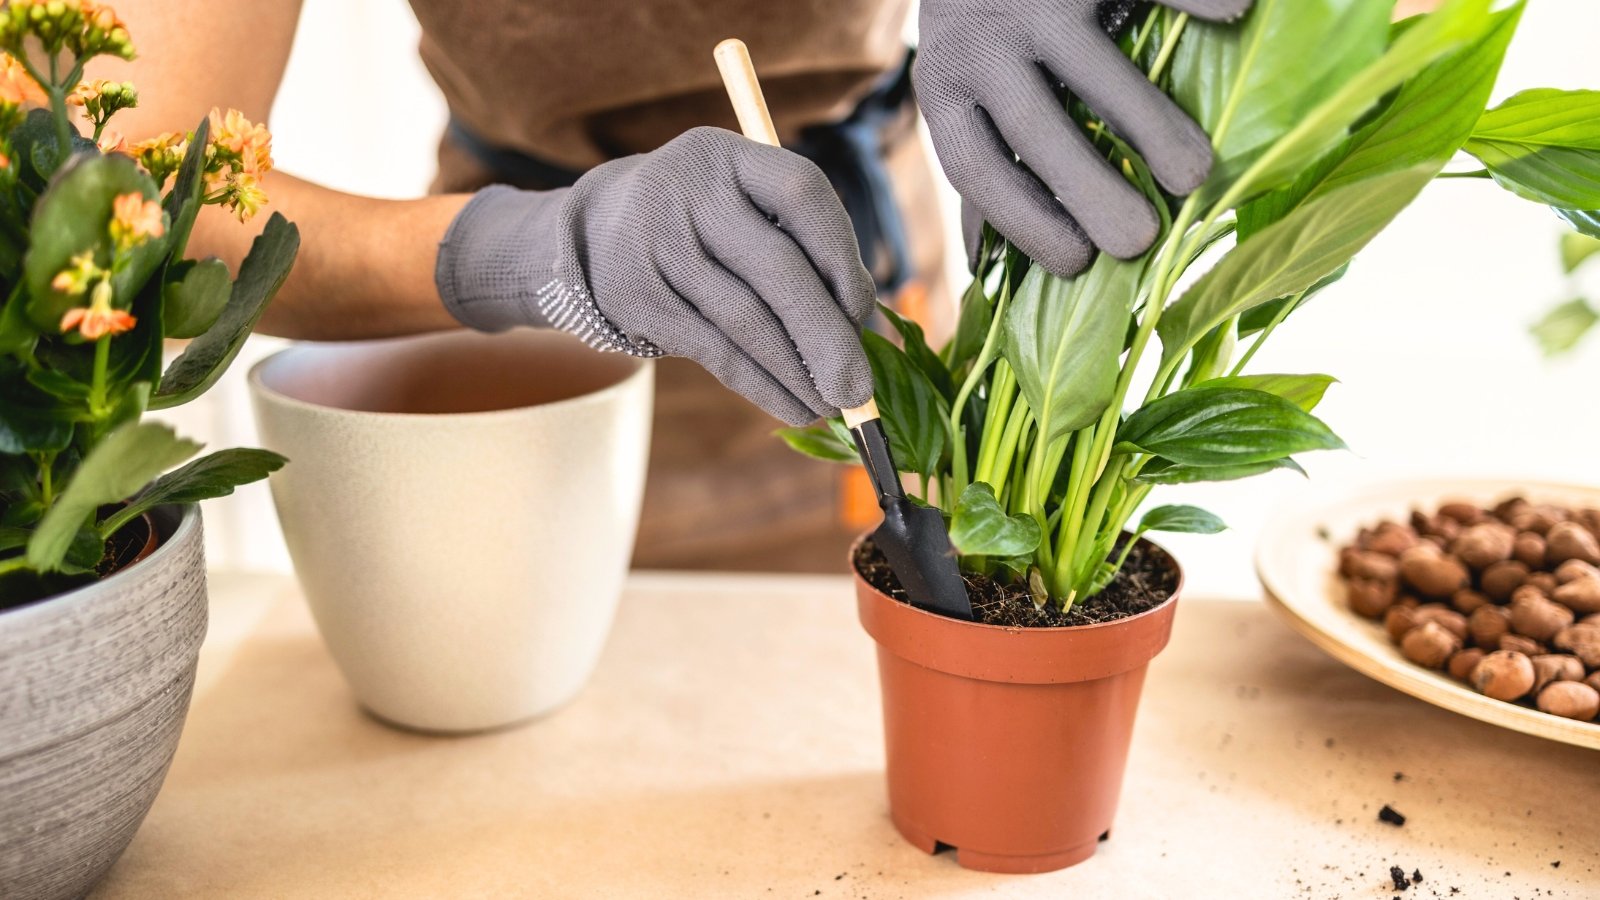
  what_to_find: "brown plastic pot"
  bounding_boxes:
[853,534,1182,874]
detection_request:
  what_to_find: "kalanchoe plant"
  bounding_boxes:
[784,0,1600,610]
[0,0,298,604]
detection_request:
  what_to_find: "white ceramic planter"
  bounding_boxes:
[248,330,653,733]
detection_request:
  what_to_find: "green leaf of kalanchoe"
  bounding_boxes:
[99,447,287,538]
[151,212,300,409]
[22,153,165,332]
[948,482,1042,558]
[26,422,201,572]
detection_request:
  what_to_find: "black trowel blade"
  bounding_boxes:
[873,498,973,620]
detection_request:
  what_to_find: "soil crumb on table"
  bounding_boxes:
[854,537,1178,627]
[1379,805,1407,827]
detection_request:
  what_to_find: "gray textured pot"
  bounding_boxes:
[0,505,207,900]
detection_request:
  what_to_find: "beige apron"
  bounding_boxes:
[410,0,949,572]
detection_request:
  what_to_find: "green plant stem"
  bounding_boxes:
[973,361,1017,482]
[88,335,110,418]
[37,451,55,508]
[989,399,1031,509]
[1146,13,1190,84]
[97,503,142,539]
[1053,424,1095,577]
[949,265,1013,494]
[1228,291,1302,376]
[1128,7,1162,63]
[1052,194,1202,597]
[0,556,30,576]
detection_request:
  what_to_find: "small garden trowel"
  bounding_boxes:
[714,38,973,622]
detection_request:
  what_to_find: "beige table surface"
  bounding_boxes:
[92,572,1598,900]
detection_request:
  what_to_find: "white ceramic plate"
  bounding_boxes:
[1256,477,1600,751]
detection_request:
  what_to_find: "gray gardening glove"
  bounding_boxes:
[916,0,1252,276]
[436,126,877,427]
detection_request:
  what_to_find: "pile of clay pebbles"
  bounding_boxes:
[1340,497,1600,722]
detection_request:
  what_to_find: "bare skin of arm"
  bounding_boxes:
[84,0,469,340]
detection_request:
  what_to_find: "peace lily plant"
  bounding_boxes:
[0,0,297,604]
[786,0,1600,609]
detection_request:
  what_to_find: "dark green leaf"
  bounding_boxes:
[948,481,1041,558]
[1115,387,1344,467]
[151,213,300,409]
[1556,208,1600,240]
[1138,504,1228,536]
[774,424,857,464]
[104,381,150,433]
[1133,456,1307,485]
[1002,253,1141,443]
[60,526,104,575]
[945,274,994,375]
[1191,373,1336,412]
[8,108,77,191]
[1530,298,1598,357]
[0,366,71,453]
[27,422,200,571]
[0,282,39,355]
[163,116,210,259]
[23,154,165,331]
[162,257,231,339]
[880,304,955,401]
[1158,166,1435,367]
[863,330,947,478]
[102,447,286,537]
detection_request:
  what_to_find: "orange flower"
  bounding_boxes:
[60,279,134,340]
[50,250,100,295]
[0,53,44,106]
[97,129,127,154]
[221,169,267,222]
[108,191,163,248]
[207,106,273,174]
[0,149,9,170]
[130,131,185,185]
[60,304,136,340]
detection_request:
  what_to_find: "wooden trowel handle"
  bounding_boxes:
[713,38,879,432]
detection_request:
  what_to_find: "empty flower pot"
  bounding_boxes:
[249,330,652,733]
[853,534,1182,874]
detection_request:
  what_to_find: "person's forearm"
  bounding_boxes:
[186,174,471,340]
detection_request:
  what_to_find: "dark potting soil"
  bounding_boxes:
[854,537,1178,628]
[99,512,153,576]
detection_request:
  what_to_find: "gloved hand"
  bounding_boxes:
[436,126,877,427]
[915,0,1252,276]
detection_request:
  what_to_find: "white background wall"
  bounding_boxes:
[167,0,1600,600]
